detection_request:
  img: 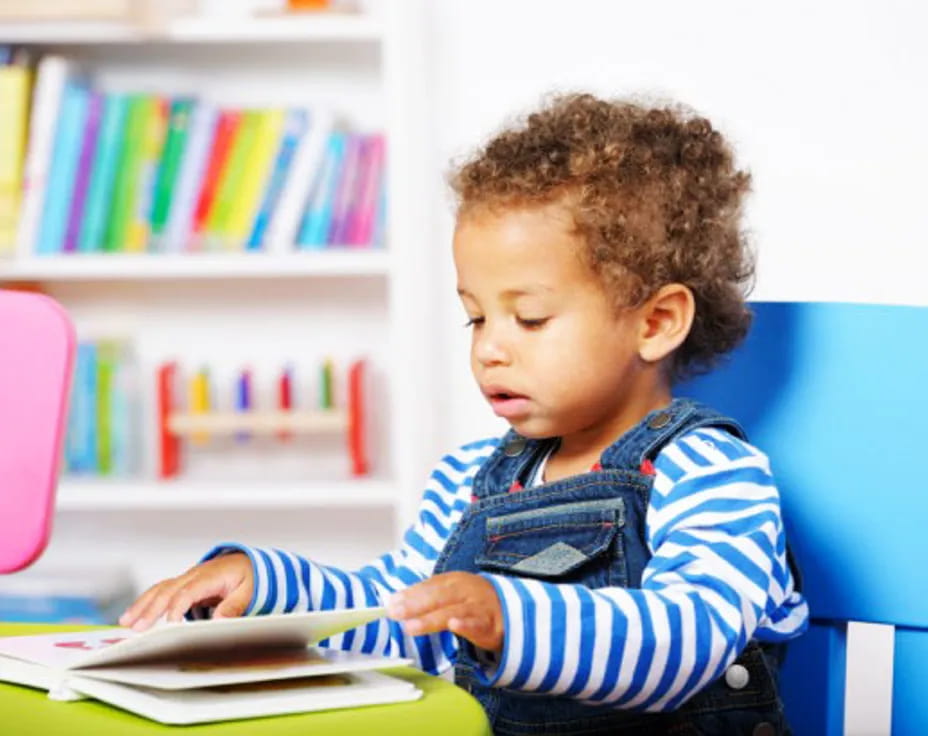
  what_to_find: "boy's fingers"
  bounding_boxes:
[401,604,471,636]
[388,573,469,619]
[448,616,501,652]
[213,584,252,619]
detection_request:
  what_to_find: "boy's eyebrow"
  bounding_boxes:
[457,286,553,298]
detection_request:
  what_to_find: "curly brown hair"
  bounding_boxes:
[449,93,755,381]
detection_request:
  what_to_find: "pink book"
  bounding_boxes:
[63,91,103,254]
[348,134,385,246]
[326,134,363,246]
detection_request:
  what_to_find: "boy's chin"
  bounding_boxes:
[505,417,557,440]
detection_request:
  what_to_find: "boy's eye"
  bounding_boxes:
[517,317,549,329]
[463,317,485,328]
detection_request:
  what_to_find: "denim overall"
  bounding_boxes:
[434,399,790,736]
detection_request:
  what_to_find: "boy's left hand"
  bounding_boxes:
[386,572,504,653]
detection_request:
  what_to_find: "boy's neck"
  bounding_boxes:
[545,387,673,483]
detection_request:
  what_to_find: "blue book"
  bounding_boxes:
[36,82,90,255]
[65,343,97,473]
[246,108,307,251]
[297,131,346,248]
[78,94,129,253]
[0,46,11,65]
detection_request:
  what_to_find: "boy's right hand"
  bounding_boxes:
[118,553,254,632]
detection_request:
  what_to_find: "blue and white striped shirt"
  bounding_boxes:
[204,427,808,712]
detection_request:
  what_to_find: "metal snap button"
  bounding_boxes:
[647,411,672,429]
[752,723,776,736]
[724,663,750,690]
[503,438,527,457]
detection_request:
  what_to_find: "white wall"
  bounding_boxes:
[425,0,928,449]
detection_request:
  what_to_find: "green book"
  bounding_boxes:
[103,95,149,252]
[205,110,261,249]
[150,98,193,245]
[95,341,116,475]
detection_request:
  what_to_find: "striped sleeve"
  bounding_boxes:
[473,427,809,712]
[197,437,498,675]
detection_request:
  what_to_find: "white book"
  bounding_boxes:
[15,55,72,257]
[263,107,334,253]
[0,607,421,725]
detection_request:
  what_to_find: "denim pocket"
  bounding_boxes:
[476,498,627,586]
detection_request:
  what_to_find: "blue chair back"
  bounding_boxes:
[682,301,927,736]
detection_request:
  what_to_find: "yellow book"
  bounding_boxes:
[189,367,211,446]
[223,109,285,250]
[0,66,33,253]
[203,110,260,250]
[125,97,167,252]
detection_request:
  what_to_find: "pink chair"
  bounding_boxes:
[0,290,75,574]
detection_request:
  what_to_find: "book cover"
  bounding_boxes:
[204,109,260,250]
[162,100,217,252]
[16,55,71,257]
[0,64,32,253]
[297,130,346,249]
[245,108,307,251]
[224,108,285,250]
[62,90,103,254]
[189,108,240,251]
[148,97,194,250]
[0,608,420,725]
[35,81,89,255]
[78,93,128,253]
[264,107,333,252]
[326,132,363,246]
[126,96,168,252]
[103,94,148,253]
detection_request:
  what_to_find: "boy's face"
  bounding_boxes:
[454,203,660,443]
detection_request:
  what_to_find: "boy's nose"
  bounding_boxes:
[474,332,511,367]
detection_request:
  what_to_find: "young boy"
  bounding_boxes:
[121,94,808,735]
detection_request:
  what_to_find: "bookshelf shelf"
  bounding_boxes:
[0,251,390,281]
[0,14,382,45]
[56,478,399,510]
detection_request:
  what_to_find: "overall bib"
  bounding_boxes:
[434,399,790,736]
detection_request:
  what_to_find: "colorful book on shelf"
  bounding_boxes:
[346,133,385,246]
[65,342,98,473]
[0,62,31,254]
[0,608,420,726]
[297,130,346,248]
[189,109,241,251]
[204,109,259,250]
[62,90,103,254]
[149,97,194,251]
[326,132,364,246]
[95,341,116,475]
[162,100,217,252]
[225,108,285,250]
[78,93,129,253]
[127,96,168,252]
[35,81,90,255]
[103,94,149,253]
[264,107,333,252]
[16,55,71,256]
[246,108,307,251]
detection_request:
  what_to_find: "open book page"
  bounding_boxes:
[0,607,387,671]
[67,670,423,725]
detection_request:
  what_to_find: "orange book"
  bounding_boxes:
[189,109,241,249]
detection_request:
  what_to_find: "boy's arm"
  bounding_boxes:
[470,428,809,712]
[195,438,498,674]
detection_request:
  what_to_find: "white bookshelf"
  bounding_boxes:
[1,1,437,584]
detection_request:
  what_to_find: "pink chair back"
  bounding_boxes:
[0,290,75,573]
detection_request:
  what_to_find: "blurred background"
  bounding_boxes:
[0,1,923,731]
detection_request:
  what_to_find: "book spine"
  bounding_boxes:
[163,101,217,252]
[189,109,240,251]
[126,96,168,252]
[16,55,70,257]
[246,109,306,251]
[36,82,89,255]
[205,109,260,250]
[62,90,103,254]
[226,108,285,251]
[350,133,385,247]
[149,97,193,249]
[298,131,345,249]
[78,93,128,253]
[96,341,115,475]
[326,133,363,246]
[265,108,333,252]
[103,94,147,253]
[0,64,31,254]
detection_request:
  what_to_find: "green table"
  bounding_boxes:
[0,624,492,736]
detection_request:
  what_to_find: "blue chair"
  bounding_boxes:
[682,301,927,735]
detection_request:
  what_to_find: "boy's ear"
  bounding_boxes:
[637,284,695,364]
